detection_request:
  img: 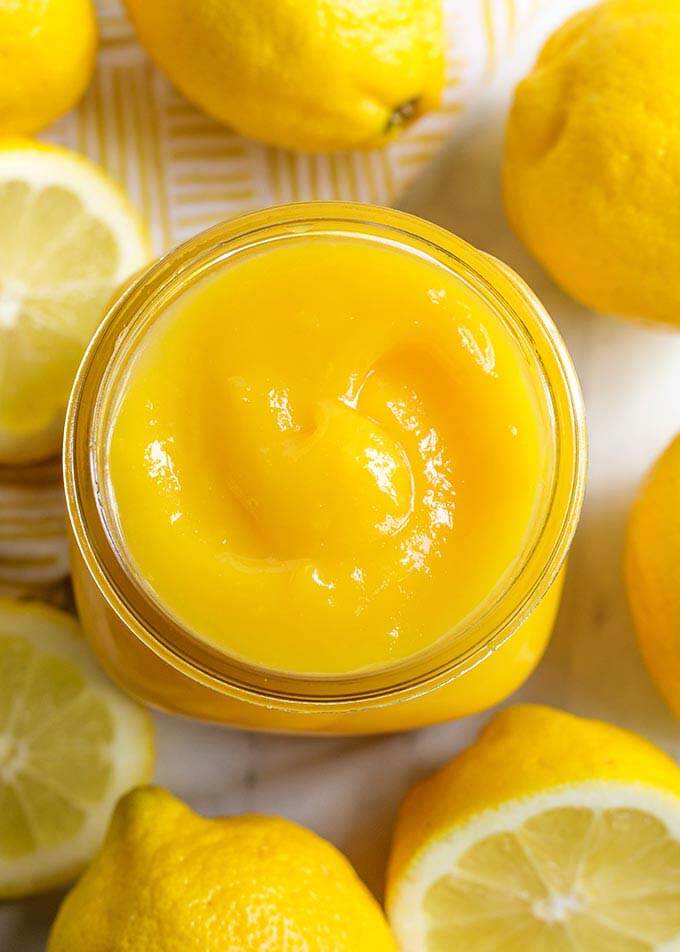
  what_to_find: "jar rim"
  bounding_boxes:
[63,202,587,713]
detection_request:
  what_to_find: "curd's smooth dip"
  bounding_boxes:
[107,236,546,675]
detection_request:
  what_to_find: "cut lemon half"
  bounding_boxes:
[0,598,155,898]
[0,139,151,464]
[388,705,680,951]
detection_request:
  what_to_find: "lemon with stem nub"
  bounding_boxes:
[388,704,680,951]
[123,0,445,152]
[49,786,397,951]
[0,598,154,899]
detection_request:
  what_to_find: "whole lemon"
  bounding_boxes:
[504,0,680,326]
[48,787,397,952]
[122,0,445,152]
[0,0,97,136]
[626,434,680,719]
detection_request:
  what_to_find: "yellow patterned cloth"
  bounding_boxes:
[43,0,544,251]
[0,461,70,602]
[1,0,544,597]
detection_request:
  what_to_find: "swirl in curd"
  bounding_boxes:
[107,237,547,674]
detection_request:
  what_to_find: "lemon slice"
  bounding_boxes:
[388,705,680,951]
[0,598,154,898]
[0,139,151,464]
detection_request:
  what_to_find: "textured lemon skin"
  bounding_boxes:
[387,704,680,899]
[626,435,680,719]
[504,0,680,326]
[48,787,397,952]
[0,0,96,136]
[122,0,445,152]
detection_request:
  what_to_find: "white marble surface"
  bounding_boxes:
[4,7,680,949]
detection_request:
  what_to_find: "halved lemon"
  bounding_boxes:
[0,139,151,464]
[388,705,680,951]
[0,598,154,898]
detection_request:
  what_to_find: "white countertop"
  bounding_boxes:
[4,13,680,949]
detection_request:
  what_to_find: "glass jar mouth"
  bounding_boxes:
[64,202,587,713]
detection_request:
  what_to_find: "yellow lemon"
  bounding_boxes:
[0,0,96,136]
[48,786,397,952]
[122,0,445,152]
[504,0,680,326]
[0,139,151,464]
[0,598,154,899]
[627,434,680,719]
[387,704,680,950]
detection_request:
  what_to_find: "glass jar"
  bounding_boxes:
[63,203,587,734]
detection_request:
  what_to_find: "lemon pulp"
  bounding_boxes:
[0,599,154,898]
[388,705,680,952]
[0,141,150,463]
[423,795,680,950]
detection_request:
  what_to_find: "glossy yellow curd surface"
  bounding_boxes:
[107,236,546,676]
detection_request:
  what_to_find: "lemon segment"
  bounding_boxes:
[388,705,680,951]
[0,140,151,464]
[0,598,155,899]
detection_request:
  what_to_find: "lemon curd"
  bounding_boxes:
[65,205,586,732]
[108,238,543,675]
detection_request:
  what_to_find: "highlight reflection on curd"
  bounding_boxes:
[107,237,547,674]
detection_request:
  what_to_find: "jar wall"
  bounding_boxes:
[71,535,565,735]
[64,204,586,737]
